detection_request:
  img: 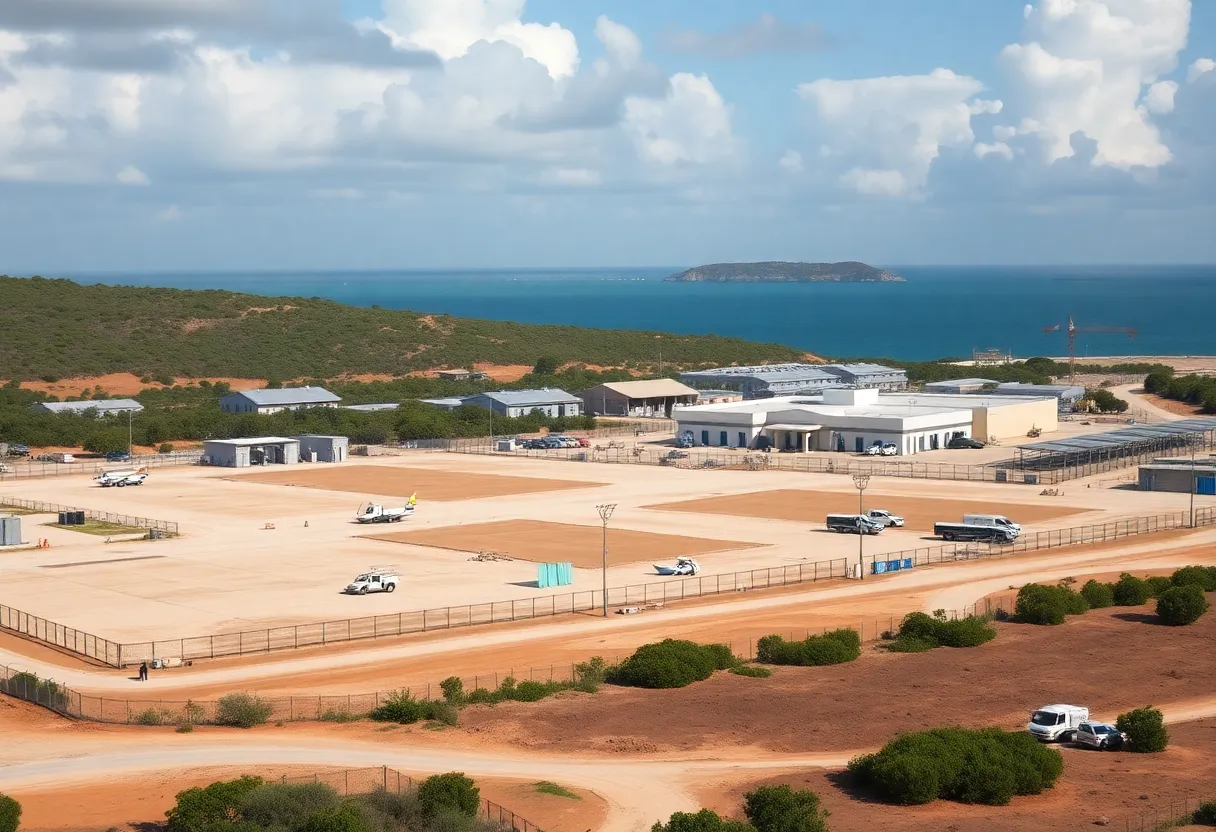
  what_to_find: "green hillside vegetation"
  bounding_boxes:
[0,276,802,380]
[1144,369,1216,413]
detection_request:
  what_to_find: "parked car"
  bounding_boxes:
[1074,721,1125,750]
[575,437,590,448]
[962,513,1021,537]
[674,430,695,449]
[666,450,689,460]
[9,444,29,457]
[1028,704,1089,742]
[864,441,884,455]
[34,453,55,462]
[826,514,885,535]
[865,509,905,528]
[947,436,985,449]
[106,451,132,463]
[880,443,898,456]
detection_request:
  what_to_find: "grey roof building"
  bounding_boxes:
[220,386,341,414]
[924,378,999,394]
[992,382,1086,403]
[463,389,582,418]
[679,364,843,398]
[31,398,144,416]
[820,363,909,390]
[342,402,401,412]
[419,397,468,411]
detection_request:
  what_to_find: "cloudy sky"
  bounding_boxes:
[1,0,1213,271]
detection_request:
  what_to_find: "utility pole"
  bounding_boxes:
[597,503,616,616]
[128,409,134,459]
[852,473,870,579]
[1190,441,1197,528]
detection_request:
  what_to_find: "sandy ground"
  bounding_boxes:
[646,488,1087,532]
[235,464,604,501]
[371,519,761,568]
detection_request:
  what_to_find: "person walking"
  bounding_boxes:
[138,661,148,682]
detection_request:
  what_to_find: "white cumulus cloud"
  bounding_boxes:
[1189,57,1215,82]
[778,149,804,173]
[624,72,737,167]
[116,164,150,185]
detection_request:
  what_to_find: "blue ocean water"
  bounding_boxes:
[67,265,1215,361]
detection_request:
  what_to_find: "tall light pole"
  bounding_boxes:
[128,409,134,460]
[1190,440,1197,528]
[852,473,870,580]
[597,503,616,616]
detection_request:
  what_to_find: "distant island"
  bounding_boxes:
[665,261,905,283]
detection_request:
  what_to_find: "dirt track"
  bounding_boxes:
[235,465,604,501]
[647,488,1089,531]
[371,519,762,567]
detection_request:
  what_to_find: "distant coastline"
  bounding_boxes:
[665,261,904,283]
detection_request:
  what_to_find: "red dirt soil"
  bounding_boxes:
[695,720,1216,832]
[1141,392,1205,416]
[647,489,1088,531]
[454,600,1216,756]
[232,465,604,501]
[15,374,267,397]
[371,519,761,568]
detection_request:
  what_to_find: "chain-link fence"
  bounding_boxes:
[2,507,1211,667]
[0,496,179,535]
[1110,793,1213,832]
[0,451,203,482]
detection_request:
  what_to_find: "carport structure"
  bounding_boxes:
[1013,418,1216,471]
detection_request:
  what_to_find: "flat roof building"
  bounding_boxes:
[924,378,999,394]
[342,402,401,412]
[31,398,144,417]
[679,364,843,398]
[1138,461,1216,494]
[991,382,1086,405]
[821,363,909,390]
[296,435,349,463]
[462,389,582,418]
[203,437,300,467]
[580,379,699,418]
[220,386,341,415]
[419,397,468,411]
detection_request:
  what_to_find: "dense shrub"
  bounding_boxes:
[1171,565,1216,592]
[1156,585,1210,626]
[440,676,464,704]
[572,656,608,693]
[608,639,733,688]
[1194,800,1216,825]
[1116,707,1169,753]
[300,802,370,832]
[0,671,71,710]
[1014,583,1089,625]
[369,691,432,724]
[651,809,756,832]
[742,785,829,832]
[847,727,1063,806]
[240,782,341,828]
[756,629,861,667]
[166,776,264,832]
[1080,580,1115,609]
[729,665,773,678]
[888,611,996,651]
[417,773,480,819]
[1145,576,1174,598]
[0,792,20,832]
[214,693,274,728]
[1112,573,1151,606]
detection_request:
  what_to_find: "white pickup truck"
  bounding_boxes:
[344,570,399,594]
[355,496,415,524]
[94,470,148,488]
[865,509,905,528]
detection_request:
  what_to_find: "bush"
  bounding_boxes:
[1015,583,1088,625]
[158,442,176,454]
[428,701,459,726]
[572,656,608,693]
[0,671,71,710]
[241,782,341,828]
[318,709,360,723]
[214,693,273,728]
[1112,573,1151,606]
[756,629,861,667]
[1156,585,1210,626]
[651,809,756,832]
[417,773,479,819]
[1145,576,1174,598]
[608,639,729,688]
[136,708,173,726]
[166,776,264,832]
[0,793,20,832]
[1116,707,1169,753]
[370,691,430,724]
[300,802,370,832]
[440,676,464,704]
[1194,800,1216,825]
[729,665,773,678]
[888,611,996,651]
[1080,580,1115,609]
[847,727,1063,806]
[742,785,829,832]
[1171,565,1216,592]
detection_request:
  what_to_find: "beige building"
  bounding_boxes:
[580,379,699,417]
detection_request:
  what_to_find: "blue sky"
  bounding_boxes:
[0,0,1213,271]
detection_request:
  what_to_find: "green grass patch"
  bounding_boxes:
[534,782,580,800]
[729,664,772,678]
[43,519,145,536]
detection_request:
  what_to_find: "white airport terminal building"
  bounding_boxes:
[672,388,1058,455]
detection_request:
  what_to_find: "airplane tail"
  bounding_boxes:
[408,492,417,506]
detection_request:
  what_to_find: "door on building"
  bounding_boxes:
[855,437,864,453]
[738,431,747,448]
[701,430,709,446]
[930,434,940,450]
[1198,476,1216,495]
[719,430,728,446]
[835,433,845,452]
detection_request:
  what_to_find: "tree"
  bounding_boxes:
[83,426,130,454]
[1116,707,1169,753]
[1086,388,1129,414]
[743,785,830,832]
[0,792,20,832]
[417,773,480,819]
[532,355,560,376]
[166,776,265,832]
[1155,585,1210,626]
[652,809,756,832]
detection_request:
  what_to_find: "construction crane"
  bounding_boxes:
[1043,316,1138,383]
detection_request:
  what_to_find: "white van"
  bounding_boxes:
[1028,704,1088,742]
[52,452,75,464]
[962,514,1021,537]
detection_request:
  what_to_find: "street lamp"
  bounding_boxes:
[852,473,870,579]
[127,409,134,460]
[1190,440,1197,528]
[597,503,616,616]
